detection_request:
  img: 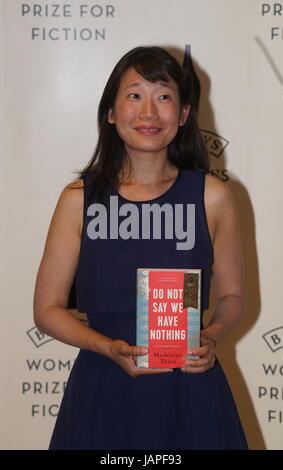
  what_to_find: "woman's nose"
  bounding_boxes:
[139,98,158,120]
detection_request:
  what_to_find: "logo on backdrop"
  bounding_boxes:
[27,326,53,348]
[263,327,283,353]
[201,130,230,182]
[255,13,282,426]
[25,325,79,417]
[22,357,76,418]
[261,3,283,40]
[201,130,229,159]
[21,2,116,41]
[259,326,283,424]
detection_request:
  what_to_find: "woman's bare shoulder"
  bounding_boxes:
[204,173,239,240]
[205,173,237,216]
[66,178,84,189]
[59,178,84,209]
[65,177,84,194]
[204,172,239,234]
[50,178,84,237]
[204,173,233,204]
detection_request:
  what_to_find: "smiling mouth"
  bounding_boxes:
[135,126,162,135]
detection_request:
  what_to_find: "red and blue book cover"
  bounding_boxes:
[136,268,201,368]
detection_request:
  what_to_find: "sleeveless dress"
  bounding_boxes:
[49,168,249,450]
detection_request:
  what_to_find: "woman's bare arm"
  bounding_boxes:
[33,180,171,376]
[182,174,245,373]
[33,180,115,356]
[203,174,245,344]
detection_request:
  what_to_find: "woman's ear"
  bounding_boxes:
[108,108,115,124]
[179,105,191,127]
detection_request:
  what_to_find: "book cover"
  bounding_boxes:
[136,268,201,368]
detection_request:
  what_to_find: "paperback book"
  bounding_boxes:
[136,268,201,368]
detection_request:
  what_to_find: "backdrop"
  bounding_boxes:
[1,0,283,450]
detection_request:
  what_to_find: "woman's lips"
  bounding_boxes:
[135,126,162,136]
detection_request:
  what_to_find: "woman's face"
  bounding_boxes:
[108,67,190,158]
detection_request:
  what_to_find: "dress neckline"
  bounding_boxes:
[116,168,182,204]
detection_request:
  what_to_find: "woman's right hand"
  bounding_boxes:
[108,339,173,377]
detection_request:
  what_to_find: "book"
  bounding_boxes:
[136,268,201,368]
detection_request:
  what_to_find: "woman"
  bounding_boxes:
[33,46,248,450]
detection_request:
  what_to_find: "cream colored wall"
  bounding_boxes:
[1,0,283,450]
[0,0,6,448]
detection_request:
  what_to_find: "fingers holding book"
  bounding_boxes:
[108,339,173,377]
[180,334,217,374]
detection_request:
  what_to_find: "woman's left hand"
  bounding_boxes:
[181,332,216,374]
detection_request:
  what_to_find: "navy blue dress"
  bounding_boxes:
[49,168,248,450]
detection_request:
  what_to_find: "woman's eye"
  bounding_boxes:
[159,94,170,100]
[128,93,140,99]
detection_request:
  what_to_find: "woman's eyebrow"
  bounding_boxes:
[157,80,173,89]
[124,82,142,89]
[124,80,173,90]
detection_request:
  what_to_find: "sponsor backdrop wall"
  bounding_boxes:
[1,0,283,450]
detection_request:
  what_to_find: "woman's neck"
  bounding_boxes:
[119,155,178,186]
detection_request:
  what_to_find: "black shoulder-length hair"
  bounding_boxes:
[74,45,209,202]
